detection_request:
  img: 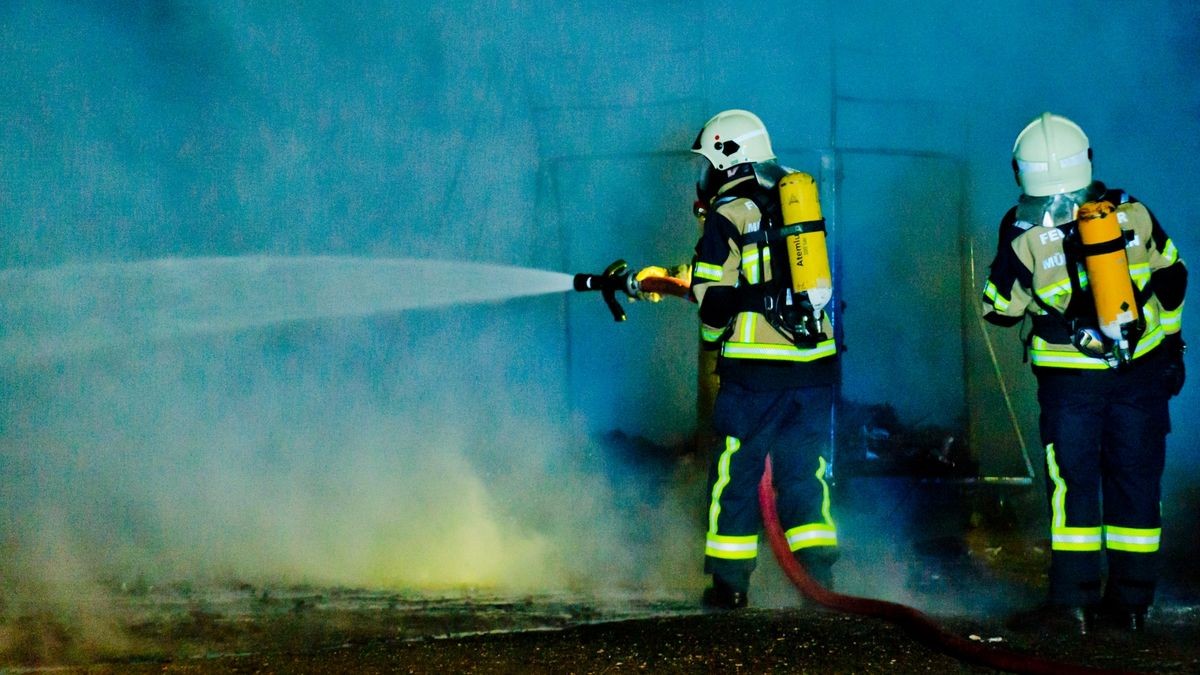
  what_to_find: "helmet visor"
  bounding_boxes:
[1016,185,1094,227]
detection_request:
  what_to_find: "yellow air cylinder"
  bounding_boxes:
[778,172,832,312]
[1077,200,1138,343]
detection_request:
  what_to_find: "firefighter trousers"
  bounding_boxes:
[703,381,837,591]
[1035,349,1173,609]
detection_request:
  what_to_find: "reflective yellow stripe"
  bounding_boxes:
[1078,268,1089,289]
[1034,278,1071,307]
[708,436,740,536]
[983,281,1011,311]
[701,325,726,342]
[742,249,761,284]
[1163,239,1179,264]
[722,339,837,362]
[1029,325,1164,369]
[1105,525,1161,553]
[695,262,723,281]
[705,533,759,560]
[1160,305,1183,331]
[788,457,838,550]
[817,456,834,525]
[1052,526,1103,551]
[1137,324,1165,355]
[1046,443,1103,551]
[1029,350,1111,369]
[736,311,755,343]
[786,524,837,549]
[706,437,757,560]
[1129,262,1151,290]
[1046,443,1068,531]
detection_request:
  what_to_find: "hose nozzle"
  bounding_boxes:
[573,259,639,322]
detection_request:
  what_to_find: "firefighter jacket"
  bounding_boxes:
[981,184,1187,369]
[691,173,839,388]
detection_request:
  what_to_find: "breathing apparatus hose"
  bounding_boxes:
[757,460,1134,675]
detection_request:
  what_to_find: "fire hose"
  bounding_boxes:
[758,460,1135,675]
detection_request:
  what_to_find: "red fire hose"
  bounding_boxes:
[636,275,692,300]
[757,459,1137,675]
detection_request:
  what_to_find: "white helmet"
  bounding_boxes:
[690,109,776,170]
[1012,112,1092,197]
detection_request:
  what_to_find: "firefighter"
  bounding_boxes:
[686,109,840,609]
[982,112,1188,634]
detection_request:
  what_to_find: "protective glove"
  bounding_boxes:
[632,266,670,302]
[1162,333,1187,397]
[632,264,693,302]
[667,263,692,286]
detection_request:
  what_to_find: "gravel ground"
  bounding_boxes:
[5,481,1198,674]
[4,588,1199,674]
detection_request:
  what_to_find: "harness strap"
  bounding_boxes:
[740,219,825,246]
[1077,236,1127,257]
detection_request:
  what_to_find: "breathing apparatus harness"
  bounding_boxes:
[1025,189,1148,368]
[711,165,832,349]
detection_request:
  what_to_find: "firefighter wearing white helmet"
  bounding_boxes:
[691,109,776,169]
[982,112,1188,635]
[688,109,840,610]
[1012,112,1093,197]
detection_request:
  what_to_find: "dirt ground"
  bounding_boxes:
[4,592,1199,674]
[4,480,1198,674]
[5,538,1200,674]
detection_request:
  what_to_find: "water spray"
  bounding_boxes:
[0,256,575,366]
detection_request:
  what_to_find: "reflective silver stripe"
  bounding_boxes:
[1052,528,1103,551]
[705,533,758,560]
[984,281,1011,311]
[700,441,753,557]
[789,458,838,550]
[723,340,837,362]
[1016,159,1048,173]
[1104,525,1160,553]
[1161,306,1183,331]
[1047,444,1104,551]
[1029,351,1110,369]
[786,525,837,549]
[737,311,755,343]
[742,249,761,284]
[1059,149,1089,168]
[1129,262,1151,289]
[1031,325,1165,369]
[1034,278,1071,306]
[706,541,758,553]
[733,128,767,145]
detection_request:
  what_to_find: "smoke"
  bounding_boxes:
[1,292,705,666]
[1,294,696,584]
